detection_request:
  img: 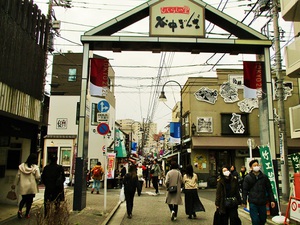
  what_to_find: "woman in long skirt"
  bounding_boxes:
[183,164,205,219]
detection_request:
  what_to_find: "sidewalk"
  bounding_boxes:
[0,185,121,225]
[0,184,290,225]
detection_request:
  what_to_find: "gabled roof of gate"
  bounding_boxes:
[81,0,271,54]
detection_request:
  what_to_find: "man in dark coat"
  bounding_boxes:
[41,155,65,216]
[242,159,275,225]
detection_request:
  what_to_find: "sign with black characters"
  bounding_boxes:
[150,0,205,37]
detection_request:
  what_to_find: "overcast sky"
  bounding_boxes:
[34,0,293,132]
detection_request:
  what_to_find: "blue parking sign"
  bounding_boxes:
[97,100,110,113]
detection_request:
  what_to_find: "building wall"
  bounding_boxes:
[180,69,300,185]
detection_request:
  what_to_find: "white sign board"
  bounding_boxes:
[150,0,205,37]
[97,113,109,122]
[290,198,300,222]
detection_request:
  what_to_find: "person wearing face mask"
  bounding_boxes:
[215,166,241,225]
[242,159,276,225]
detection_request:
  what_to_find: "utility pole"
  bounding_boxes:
[272,0,290,201]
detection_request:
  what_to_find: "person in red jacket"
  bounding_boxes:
[91,162,104,194]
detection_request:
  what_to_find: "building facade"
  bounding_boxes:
[281,0,300,139]
[168,69,300,187]
[0,1,49,203]
[43,53,116,184]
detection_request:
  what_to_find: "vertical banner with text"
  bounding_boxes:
[243,61,263,99]
[106,153,116,179]
[291,153,300,173]
[259,145,278,201]
[90,58,109,97]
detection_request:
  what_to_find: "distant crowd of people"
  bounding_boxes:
[12,154,276,225]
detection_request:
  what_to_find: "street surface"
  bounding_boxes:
[108,188,253,225]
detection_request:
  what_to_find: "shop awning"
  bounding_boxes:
[192,136,300,150]
[192,137,261,149]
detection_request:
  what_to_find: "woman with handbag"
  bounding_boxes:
[215,165,241,225]
[183,164,205,219]
[165,161,183,221]
[14,153,40,219]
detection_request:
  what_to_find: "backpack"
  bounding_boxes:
[93,168,101,177]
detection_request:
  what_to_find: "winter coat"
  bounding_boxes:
[165,169,183,205]
[183,173,198,190]
[41,163,65,202]
[151,164,161,177]
[91,165,104,180]
[242,171,275,206]
[15,163,40,195]
[123,173,139,195]
[215,175,241,214]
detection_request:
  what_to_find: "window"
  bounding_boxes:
[221,113,249,135]
[68,68,76,81]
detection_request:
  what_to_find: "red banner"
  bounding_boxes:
[243,61,263,98]
[90,58,109,96]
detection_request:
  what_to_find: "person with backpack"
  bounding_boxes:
[91,162,104,194]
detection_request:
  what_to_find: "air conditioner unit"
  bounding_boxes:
[289,105,300,138]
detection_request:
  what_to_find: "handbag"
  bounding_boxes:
[225,197,238,208]
[213,209,222,225]
[7,188,17,200]
[119,186,125,202]
[167,171,179,193]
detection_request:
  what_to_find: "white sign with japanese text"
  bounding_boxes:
[150,0,205,37]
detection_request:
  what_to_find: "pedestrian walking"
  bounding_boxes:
[230,165,239,180]
[90,162,104,194]
[137,163,145,196]
[120,164,127,188]
[14,153,41,219]
[238,165,248,194]
[215,165,241,225]
[123,164,139,219]
[144,164,151,188]
[242,159,276,225]
[150,159,162,194]
[41,154,65,216]
[165,160,183,221]
[183,164,205,219]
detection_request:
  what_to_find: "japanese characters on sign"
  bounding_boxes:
[150,0,205,37]
[259,145,278,201]
[291,153,300,173]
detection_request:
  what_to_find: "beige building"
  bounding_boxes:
[281,0,300,139]
[167,69,300,187]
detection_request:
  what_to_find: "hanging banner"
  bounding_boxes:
[90,58,109,97]
[243,61,263,99]
[107,153,116,179]
[291,153,300,173]
[114,129,127,158]
[170,122,181,144]
[259,145,278,201]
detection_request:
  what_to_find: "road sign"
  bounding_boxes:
[97,123,110,135]
[290,198,300,222]
[97,100,110,113]
[97,112,109,122]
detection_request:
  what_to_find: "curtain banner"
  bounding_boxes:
[90,58,109,96]
[243,61,263,98]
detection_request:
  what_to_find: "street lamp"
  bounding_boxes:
[159,80,182,166]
